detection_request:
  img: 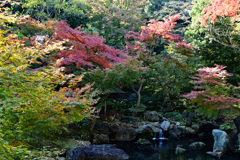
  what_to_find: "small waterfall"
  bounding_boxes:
[158,129,164,148]
[152,129,168,140]
[159,128,167,140]
[159,128,163,138]
[152,128,168,149]
[159,121,169,140]
[152,132,157,140]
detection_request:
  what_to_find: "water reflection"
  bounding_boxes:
[153,139,164,150]
[113,135,240,160]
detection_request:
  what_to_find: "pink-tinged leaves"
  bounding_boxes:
[182,91,206,99]
[182,64,240,115]
[124,15,192,57]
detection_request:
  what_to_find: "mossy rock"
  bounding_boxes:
[189,142,206,149]
[136,138,152,145]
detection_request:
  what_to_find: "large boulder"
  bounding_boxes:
[144,111,160,122]
[212,129,233,153]
[173,126,196,136]
[66,145,85,160]
[135,124,160,134]
[114,122,162,141]
[84,144,129,160]
[67,144,129,160]
[234,115,240,133]
[144,111,163,122]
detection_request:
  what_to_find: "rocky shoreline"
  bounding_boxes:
[61,112,240,160]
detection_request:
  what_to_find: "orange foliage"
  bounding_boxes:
[200,0,240,27]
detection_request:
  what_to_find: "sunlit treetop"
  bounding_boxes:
[199,0,240,27]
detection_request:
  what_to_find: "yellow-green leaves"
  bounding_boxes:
[0,13,97,159]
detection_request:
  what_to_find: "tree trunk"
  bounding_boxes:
[136,92,141,106]
[131,74,146,116]
[232,53,239,86]
[104,99,107,114]
[46,0,49,16]
[90,108,101,131]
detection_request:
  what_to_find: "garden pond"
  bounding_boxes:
[112,135,240,160]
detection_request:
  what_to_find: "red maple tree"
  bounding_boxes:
[122,15,193,108]
[124,15,193,57]
[199,0,240,27]
[54,21,127,71]
[182,64,240,117]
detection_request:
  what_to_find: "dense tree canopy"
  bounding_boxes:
[0,8,98,159]
[186,0,240,85]
[1,0,240,159]
[86,0,148,49]
[55,21,127,71]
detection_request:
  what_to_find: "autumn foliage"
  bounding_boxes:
[125,15,193,58]
[3,0,240,158]
[182,64,240,117]
[0,11,99,159]
[195,0,240,52]
[55,21,127,71]
[199,0,240,27]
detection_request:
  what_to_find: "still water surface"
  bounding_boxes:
[113,135,240,160]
